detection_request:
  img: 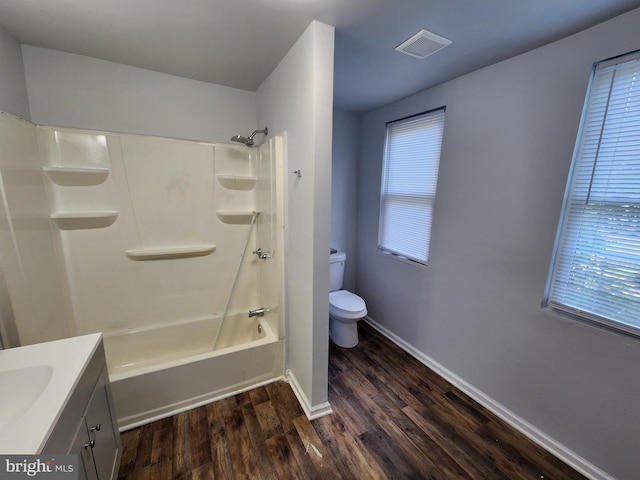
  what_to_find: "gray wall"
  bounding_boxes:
[21,45,256,143]
[0,26,29,120]
[331,110,359,291]
[356,8,640,480]
[257,21,335,415]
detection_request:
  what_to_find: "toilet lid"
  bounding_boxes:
[329,290,366,315]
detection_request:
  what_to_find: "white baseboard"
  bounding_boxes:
[364,316,614,480]
[286,369,333,420]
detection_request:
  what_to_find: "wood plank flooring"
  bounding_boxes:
[117,322,587,479]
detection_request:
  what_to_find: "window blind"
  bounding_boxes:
[378,108,445,264]
[546,51,640,335]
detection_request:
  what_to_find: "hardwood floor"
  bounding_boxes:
[117,322,587,479]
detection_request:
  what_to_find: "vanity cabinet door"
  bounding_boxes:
[70,419,98,480]
[85,369,121,480]
[41,341,121,480]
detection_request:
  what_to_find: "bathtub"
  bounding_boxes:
[103,313,284,430]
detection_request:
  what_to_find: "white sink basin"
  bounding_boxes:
[0,365,53,430]
[0,333,102,453]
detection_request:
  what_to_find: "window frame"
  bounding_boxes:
[543,50,640,339]
[378,107,446,266]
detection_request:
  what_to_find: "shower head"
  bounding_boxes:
[231,128,268,147]
[230,135,253,146]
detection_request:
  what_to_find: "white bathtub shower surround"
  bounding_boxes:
[36,126,284,338]
[105,316,284,429]
[34,126,286,426]
[3,121,286,428]
[0,112,286,428]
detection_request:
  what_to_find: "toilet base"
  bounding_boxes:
[329,317,359,348]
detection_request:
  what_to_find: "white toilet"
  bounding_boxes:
[329,251,367,348]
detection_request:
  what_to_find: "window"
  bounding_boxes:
[378,108,445,265]
[544,50,640,337]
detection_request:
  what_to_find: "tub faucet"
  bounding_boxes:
[249,308,265,318]
[252,248,271,259]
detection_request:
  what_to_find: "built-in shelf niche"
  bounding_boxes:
[216,211,257,224]
[51,211,118,230]
[125,244,216,260]
[216,174,257,190]
[43,166,109,186]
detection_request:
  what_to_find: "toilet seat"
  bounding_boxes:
[329,290,367,319]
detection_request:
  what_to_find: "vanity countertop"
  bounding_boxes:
[0,333,102,453]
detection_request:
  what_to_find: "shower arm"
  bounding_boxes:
[248,128,268,142]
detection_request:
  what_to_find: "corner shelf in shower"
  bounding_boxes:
[216,210,257,224]
[51,211,118,229]
[43,166,110,186]
[216,174,257,190]
[125,244,216,260]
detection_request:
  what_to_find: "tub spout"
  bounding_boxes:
[248,308,265,318]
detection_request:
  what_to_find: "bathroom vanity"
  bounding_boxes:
[0,333,121,480]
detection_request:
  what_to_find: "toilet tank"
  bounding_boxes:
[329,252,346,291]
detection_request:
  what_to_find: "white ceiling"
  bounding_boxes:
[1,0,639,113]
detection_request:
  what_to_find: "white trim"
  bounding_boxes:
[286,369,333,420]
[364,316,615,480]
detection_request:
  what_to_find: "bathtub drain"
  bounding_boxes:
[258,323,263,334]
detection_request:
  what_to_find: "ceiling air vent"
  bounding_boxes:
[395,29,452,59]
